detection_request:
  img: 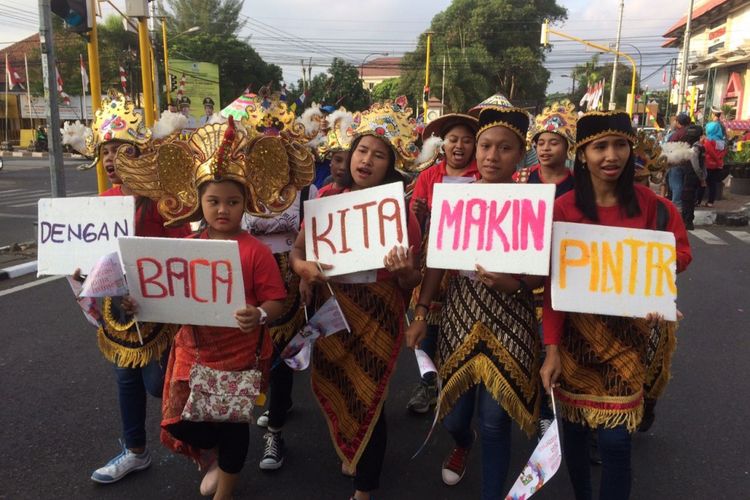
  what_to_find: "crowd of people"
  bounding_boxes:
[62,87,693,500]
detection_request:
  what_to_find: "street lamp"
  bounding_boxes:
[360,52,389,91]
[162,24,201,105]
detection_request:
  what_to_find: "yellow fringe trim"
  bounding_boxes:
[438,354,539,438]
[96,323,176,368]
[556,388,644,433]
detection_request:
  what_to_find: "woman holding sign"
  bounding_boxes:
[406,113,480,414]
[64,91,190,485]
[540,112,692,500]
[406,106,543,499]
[291,97,422,500]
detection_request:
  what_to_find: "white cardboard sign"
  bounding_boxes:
[550,222,677,321]
[426,183,556,275]
[118,237,246,328]
[37,196,135,276]
[303,182,409,276]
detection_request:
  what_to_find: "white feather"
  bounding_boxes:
[660,142,694,164]
[207,112,228,125]
[297,103,324,135]
[325,108,354,137]
[60,120,91,155]
[415,136,443,165]
[152,111,189,139]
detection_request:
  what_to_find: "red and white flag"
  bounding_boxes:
[579,84,592,109]
[662,68,667,85]
[56,66,71,105]
[119,66,128,95]
[5,53,24,90]
[80,54,89,89]
[176,74,186,99]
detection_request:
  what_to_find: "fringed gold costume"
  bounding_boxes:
[438,275,541,437]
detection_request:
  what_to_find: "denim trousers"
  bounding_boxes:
[563,420,632,500]
[442,384,512,500]
[114,354,166,449]
[419,324,439,382]
[667,166,684,209]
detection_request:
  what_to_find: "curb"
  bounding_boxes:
[0,260,37,281]
[0,151,84,159]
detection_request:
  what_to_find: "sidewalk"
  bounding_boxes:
[694,186,750,226]
[0,150,85,159]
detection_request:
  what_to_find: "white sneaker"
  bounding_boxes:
[91,442,152,484]
[256,410,271,428]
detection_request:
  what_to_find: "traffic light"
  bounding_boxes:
[50,0,92,34]
[170,74,178,91]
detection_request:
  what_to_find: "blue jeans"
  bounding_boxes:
[114,355,167,449]
[667,166,684,209]
[419,324,439,382]
[442,384,512,500]
[563,421,632,500]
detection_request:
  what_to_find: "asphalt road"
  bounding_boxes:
[0,157,98,247]
[0,186,749,498]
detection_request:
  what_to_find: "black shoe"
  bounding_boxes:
[259,431,285,470]
[638,398,657,432]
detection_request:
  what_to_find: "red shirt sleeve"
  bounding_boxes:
[409,169,432,213]
[663,199,692,273]
[542,198,567,345]
[242,236,287,305]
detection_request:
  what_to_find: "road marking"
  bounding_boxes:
[5,191,97,207]
[0,212,36,219]
[689,229,728,245]
[0,275,63,297]
[0,188,26,194]
[727,230,750,244]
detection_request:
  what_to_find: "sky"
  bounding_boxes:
[0,0,691,96]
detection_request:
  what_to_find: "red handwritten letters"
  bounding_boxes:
[137,257,233,304]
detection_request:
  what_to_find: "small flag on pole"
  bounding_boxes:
[5,54,24,90]
[80,54,89,89]
[56,66,71,105]
[119,66,128,95]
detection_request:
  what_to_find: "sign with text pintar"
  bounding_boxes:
[303,182,409,276]
[118,237,246,327]
[426,183,555,275]
[550,222,677,320]
[37,197,135,276]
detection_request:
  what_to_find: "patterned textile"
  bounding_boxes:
[438,275,540,437]
[97,296,176,368]
[311,280,405,469]
[410,232,451,326]
[268,252,305,349]
[557,313,676,432]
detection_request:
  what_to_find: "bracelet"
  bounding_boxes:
[415,302,430,312]
[413,314,427,322]
[513,279,528,295]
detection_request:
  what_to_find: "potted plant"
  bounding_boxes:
[727,144,750,195]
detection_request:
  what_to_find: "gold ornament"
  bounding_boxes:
[633,130,668,183]
[352,96,419,170]
[318,109,355,159]
[85,90,151,156]
[531,100,577,160]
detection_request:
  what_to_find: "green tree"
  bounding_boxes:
[399,0,566,113]
[572,55,640,111]
[371,78,401,102]
[292,58,371,111]
[158,0,246,36]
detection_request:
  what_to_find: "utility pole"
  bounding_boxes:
[423,31,434,119]
[38,0,65,197]
[676,0,695,113]
[608,0,624,110]
[440,53,446,115]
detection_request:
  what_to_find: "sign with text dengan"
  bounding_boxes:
[426,183,555,275]
[37,197,135,276]
[303,182,409,276]
[551,222,677,321]
[118,237,246,328]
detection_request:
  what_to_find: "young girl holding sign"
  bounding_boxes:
[65,92,190,484]
[123,115,313,499]
[290,97,422,500]
[405,105,543,499]
[540,112,692,500]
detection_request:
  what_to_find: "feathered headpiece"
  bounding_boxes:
[351,96,419,170]
[86,90,151,156]
[318,108,354,159]
[633,130,668,183]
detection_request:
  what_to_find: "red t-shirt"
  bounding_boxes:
[317,183,345,197]
[409,159,480,212]
[542,184,692,345]
[196,230,287,307]
[100,186,191,238]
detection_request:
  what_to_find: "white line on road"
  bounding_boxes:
[689,229,728,245]
[0,189,27,194]
[5,191,98,207]
[0,212,36,219]
[727,230,750,244]
[0,275,63,298]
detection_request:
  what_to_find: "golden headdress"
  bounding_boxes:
[241,90,305,140]
[317,108,354,158]
[633,130,668,183]
[115,115,314,226]
[84,90,151,156]
[531,100,577,159]
[351,96,419,170]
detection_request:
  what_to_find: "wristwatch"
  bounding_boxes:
[258,307,268,325]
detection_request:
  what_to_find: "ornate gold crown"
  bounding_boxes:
[115,116,315,226]
[633,130,668,183]
[241,91,305,140]
[352,96,419,170]
[85,90,151,156]
[532,100,577,159]
[318,109,354,158]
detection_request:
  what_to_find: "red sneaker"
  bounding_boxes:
[441,432,475,486]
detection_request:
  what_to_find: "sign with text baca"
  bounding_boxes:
[304,182,409,276]
[37,197,135,276]
[551,222,677,321]
[118,237,246,328]
[426,183,555,275]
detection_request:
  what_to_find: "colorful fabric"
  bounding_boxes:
[556,313,676,432]
[311,280,406,469]
[268,252,306,348]
[438,275,540,437]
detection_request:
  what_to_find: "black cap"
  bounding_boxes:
[476,107,530,144]
[575,111,636,149]
[203,97,215,106]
